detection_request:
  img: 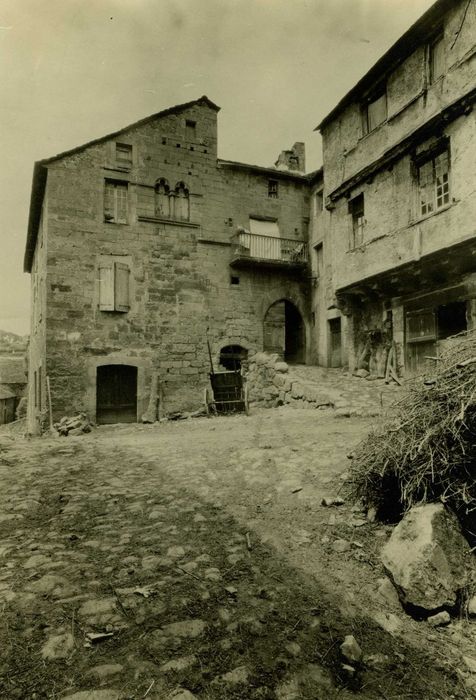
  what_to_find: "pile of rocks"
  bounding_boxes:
[245,352,336,409]
[54,413,93,437]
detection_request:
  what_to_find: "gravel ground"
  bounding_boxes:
[0,407,472,699]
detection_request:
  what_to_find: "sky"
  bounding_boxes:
[0,0,435,336]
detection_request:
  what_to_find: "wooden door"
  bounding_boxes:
[96,365,137,424]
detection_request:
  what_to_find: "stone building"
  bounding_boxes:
[316,0,476,375]
[24,97,311,432]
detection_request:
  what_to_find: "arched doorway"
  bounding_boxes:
[219,345,248,371]
[96,364,137,424]
[263,300,305,364]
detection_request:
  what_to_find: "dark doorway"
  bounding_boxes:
[96,364,137,424]
[437,301,467,339]
[328,318,342,367]
[284,302,305,363]
[219,345,248,371]
[263,300,305,364]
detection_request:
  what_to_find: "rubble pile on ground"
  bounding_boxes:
[54,413,93,436]
[246,352,337,409]
[347,330,476,532]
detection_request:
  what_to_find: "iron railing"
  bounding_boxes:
[231,231,308,265]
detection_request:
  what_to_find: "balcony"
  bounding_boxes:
[230,230,308,270]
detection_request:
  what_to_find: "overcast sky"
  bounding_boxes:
[0,0,435,336]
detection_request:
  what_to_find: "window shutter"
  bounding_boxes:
[99,262,115,310]
[114,262,130,312]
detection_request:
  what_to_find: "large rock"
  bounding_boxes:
[381,503,474,611]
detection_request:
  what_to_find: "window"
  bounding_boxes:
[174,182,190,221]
[115,143,132,168]
[429,35,445,83]
[185,119,196,137]
[315,190,324,213]
[230,276,240,285]
[362,91,387,134]
[417,149,450,216]
[99,259,130,312]
[104,181,128,223]
[348,194,365,248]
[155,178,170,217]
[249,217,280,260]
[314,243,323,279]
[268,180,278,199]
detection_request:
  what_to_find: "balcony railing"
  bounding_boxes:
[230,231,308,269]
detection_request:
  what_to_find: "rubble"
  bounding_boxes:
[381,504,475,613]
[54,413,93,436]
[340,635,362,663]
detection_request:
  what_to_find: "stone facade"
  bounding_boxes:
[25,98,310,432]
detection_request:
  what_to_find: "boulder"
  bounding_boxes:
[381,503,475,612]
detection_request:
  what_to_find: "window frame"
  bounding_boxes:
[416,147,451,218]
[429,34,445,84]
[268,179,279,199]
[362,89,387,135]
[104,179,128,224]
[115,142,133,169]
[348,193,365,249]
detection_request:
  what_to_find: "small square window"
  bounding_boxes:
[115,143,132,168]
[430,35,445,83]
[186,119,197,137]
[230,276,240,285]
[348,194,365,248]
[268,180,278,198]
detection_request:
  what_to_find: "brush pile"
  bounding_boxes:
[348,330,476,528]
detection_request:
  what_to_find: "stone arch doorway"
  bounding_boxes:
[219,345,248,371]
[263,300,305,364]
[96,364,138,424]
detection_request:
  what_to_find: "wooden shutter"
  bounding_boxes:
[99,261,115,310]
[114,262,130,312]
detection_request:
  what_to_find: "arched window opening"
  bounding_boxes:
[219,345,248,371]
[155,178,170,218]
[174,181,190,221]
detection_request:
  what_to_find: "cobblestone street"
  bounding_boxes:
[0,408,468,699]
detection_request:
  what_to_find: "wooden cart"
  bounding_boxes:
[204,370,249,415]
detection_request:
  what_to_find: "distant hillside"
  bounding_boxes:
[0,330,28,356]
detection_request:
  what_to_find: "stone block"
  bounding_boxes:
[381,503,475,612]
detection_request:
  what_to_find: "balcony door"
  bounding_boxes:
[249,218,280,259]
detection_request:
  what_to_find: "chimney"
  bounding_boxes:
[274,142,305,173]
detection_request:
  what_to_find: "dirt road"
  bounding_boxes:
[0,408,469,699]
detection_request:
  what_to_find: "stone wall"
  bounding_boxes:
[245,352,335,410]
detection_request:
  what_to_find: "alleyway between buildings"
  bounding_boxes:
[0,407,471,699]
